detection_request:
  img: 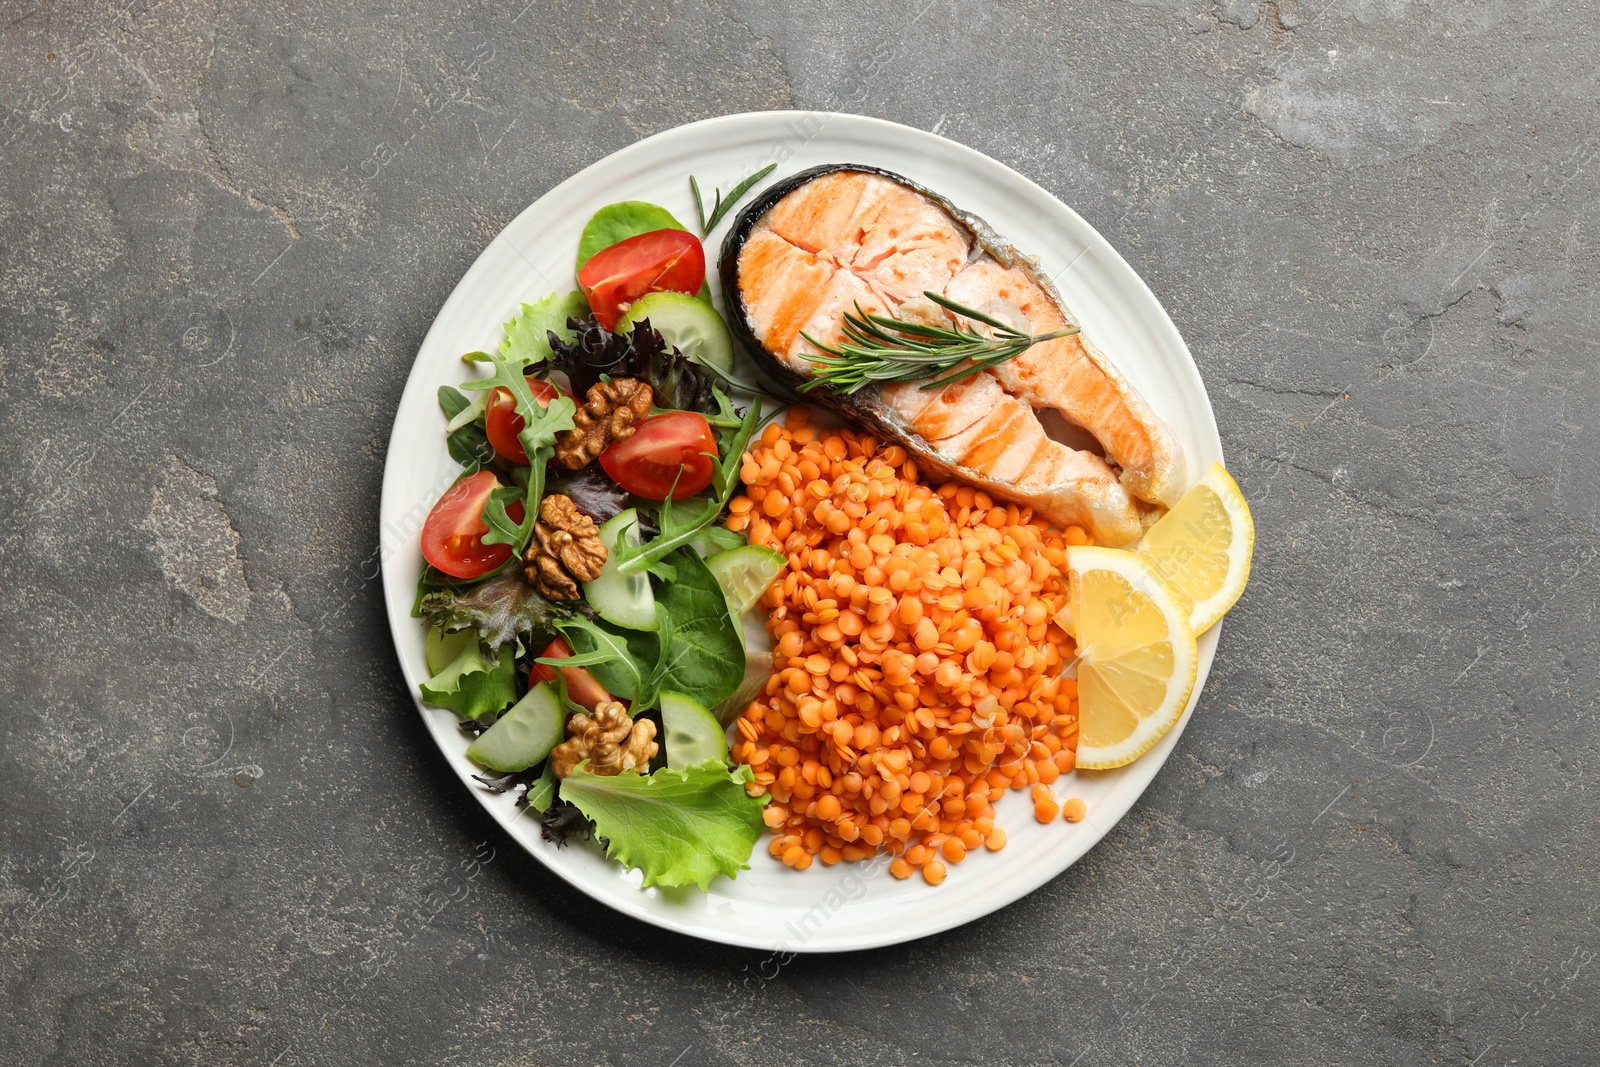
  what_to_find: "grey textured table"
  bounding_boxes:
[3,2,1596,1065]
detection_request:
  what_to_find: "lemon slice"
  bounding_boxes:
[1136,462,1255,634]
[1065,547,1199,770]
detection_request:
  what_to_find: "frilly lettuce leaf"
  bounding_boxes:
[501,290,590,367]
[419,638,518,720]
[560,760,768,890]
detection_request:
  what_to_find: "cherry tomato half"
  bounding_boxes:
[530,637,616,713]
[578,228,705,330]
[485,378,567,464]
[420,471,525,579]
[599,411,718,500]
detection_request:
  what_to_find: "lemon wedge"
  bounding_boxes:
[1065,547,1199,770]
[1136,462,1255,634]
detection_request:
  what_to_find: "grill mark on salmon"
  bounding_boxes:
[724,165,1184,545]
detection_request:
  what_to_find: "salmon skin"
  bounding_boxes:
[719,165,1186,545]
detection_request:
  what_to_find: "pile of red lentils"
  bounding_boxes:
[725,408,1091,886]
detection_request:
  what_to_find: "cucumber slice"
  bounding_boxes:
[584,509,658,631]
[659,690,730,769]
[616,291,734,372]
[426,627,475,675]
[705,544,786,617]
[465,682,565,773]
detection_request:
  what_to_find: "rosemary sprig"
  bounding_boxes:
[690,164,777,236]
[798,291,1080,395]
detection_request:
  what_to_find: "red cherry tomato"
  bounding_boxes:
[420,472,525,579]
[530,637,615,712]
[599,411,718,500]
[485,378,566,464]
[578,228,705,330]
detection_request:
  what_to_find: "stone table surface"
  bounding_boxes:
[3,2,1597,1065]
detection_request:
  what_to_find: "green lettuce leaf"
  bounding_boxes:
[560,761,768,890]
[501,290,590,366]
[418,568,569,651]
[419,639,517,720]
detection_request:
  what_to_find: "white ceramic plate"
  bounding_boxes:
[380,112,1222,952]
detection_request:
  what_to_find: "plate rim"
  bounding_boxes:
[379,110,1222,952]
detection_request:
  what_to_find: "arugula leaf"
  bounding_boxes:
[461,351,578,554]
[419,639,518,720]
[548,616,650,701]
[560,760,768,890]
[417,567,569,650]
[694,525,747,555]
[647,548,745,709]
[614,397,762,576]
[501,291,589,366]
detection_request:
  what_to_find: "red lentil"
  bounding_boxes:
[725,409,1087,883]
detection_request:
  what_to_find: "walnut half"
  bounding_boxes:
[549,700,658,779]
[555,377,653,470]
[524,494,606,600]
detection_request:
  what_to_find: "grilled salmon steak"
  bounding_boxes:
[721,166,1186,545]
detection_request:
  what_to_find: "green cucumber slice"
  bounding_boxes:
[659,690,730,769]
[616,291,734,372]
[705,544,786,617]
[584,509,658,631]
[465,682,565,773]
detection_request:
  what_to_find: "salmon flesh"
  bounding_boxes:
[720,165,1186,545]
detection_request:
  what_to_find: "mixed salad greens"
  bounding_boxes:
[412,179,787,891]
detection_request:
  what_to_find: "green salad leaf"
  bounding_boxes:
[647,548,745,710]
[524,763,557,813]
[576,202,689,272]
[547,615,651,701]
[419,638,518,720]
[560,760,768,890]
[438,385,495,470]
[502,290,590,366]
[460,337,579,555]
[417,567,569,651]
[632,603,676,710]
[575,202,713,303]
